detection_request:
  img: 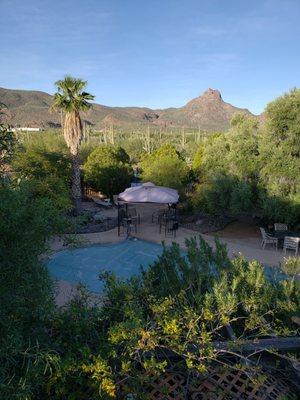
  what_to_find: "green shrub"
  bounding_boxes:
[141,144,189,192]
[192,144,204,174]
[12,146,72,212]
[230,180,254,214]
[259,194,300,225]
[13,147,71,184]
[192,174,255,215]
[94,237,299,397]
[79,142,95,163]
[17,129,68,153]
[0,124,15,173]
[83,145,132,200]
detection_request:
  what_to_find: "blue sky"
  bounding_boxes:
[0,0,299,114]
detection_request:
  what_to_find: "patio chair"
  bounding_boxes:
[165,219,178,238]
[152,209,165,224]
[274,223,288,231]
[283,236,300,256]
[260,227,278,250]
[128,207,141,224]
[119,216,138,236]
[158,211,174,234]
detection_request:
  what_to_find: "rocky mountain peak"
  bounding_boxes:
[202,88,222,101]
[184,88,224,110]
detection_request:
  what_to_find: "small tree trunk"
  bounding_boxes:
[71,153,82,215]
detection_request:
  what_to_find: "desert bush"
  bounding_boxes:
[11,145,72,213]
[79,142,95,163]
[259,193,300,225]
[83,145,132,200]
[140,144,189,192]
[13,146,71,183]
[192,144,204,174]
[192,91,300,224]
[0,124,15,174]
[18,129,68,153]
[192,173,254,215]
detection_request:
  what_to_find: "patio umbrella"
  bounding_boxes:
[118,182,179,204]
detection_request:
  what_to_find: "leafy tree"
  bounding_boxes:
[12,147,72,211]
[121,137,148,163]
[260,89,300,197]
[200,133,229,178]
[20,128,68,154]
[192,144,204,174]
[0,103,15,176]
[83,145,132,200]
[13,146,71,183]
[193,173,254,215]
[141,144,189,192]
[258,89,300,223]
[192,108,299,222]
[227,114,259,181]
[0,124,15,175]
[265,88,300,143]
[51,76,94,213]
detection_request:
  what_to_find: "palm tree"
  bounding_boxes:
[51,76,94,213]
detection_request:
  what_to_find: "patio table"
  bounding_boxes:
[267,230,300,247]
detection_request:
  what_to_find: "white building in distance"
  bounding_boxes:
[11,127,43,132]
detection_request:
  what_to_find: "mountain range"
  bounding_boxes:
[0,87,256,132]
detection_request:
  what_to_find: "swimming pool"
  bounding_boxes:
[47,239,164,293]
[47,239,287,294]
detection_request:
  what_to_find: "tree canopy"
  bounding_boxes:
[141,144,189,192]
[191,89,300,224]
[83,145,132,200]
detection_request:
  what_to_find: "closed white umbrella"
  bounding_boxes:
[118,182,179,204]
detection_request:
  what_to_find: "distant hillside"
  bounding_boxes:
[0,87,255,131]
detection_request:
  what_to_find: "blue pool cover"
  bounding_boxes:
[47,239,287,294]
[47,239,164,293]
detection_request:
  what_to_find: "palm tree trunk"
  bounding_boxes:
[64,111,83,215]
[71,152,82,214]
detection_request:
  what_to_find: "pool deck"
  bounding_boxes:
[49,214,294,306]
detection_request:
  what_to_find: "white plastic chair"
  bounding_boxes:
[283,236,300,256]
[260,227,278,250]
[274,223,288,231]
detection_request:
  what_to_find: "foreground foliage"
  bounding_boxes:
[1,232,299,399]
[0,181,66,399]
